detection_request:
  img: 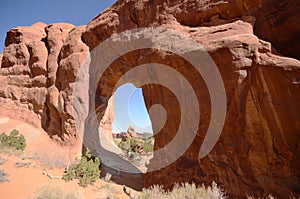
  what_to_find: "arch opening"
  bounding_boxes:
[111,83,154,172]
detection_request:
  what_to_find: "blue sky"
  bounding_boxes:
[0,0,153,134]
[113,83,153,133]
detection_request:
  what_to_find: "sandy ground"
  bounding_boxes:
[0,116,137,199]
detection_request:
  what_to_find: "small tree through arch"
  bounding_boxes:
[112,83,154,172]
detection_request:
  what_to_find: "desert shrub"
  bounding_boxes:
[118,137,153,153]
[0,169,9,183]
[118,137,138,153]
[247,195,276,199]
[139,182,226,199]
[63,150,101,187]
[0,156,7,165]
[31,186,81,199]
[14,161,31,168]
[0,129,26,151]
[141,138,154,153]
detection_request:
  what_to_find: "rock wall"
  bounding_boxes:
[0,0,299,198]
[0,21,115,144]
[83,0,300,60]
[82,0,300,198]
[0,22,89,143]
[253,0,300,59]
[99,95,114,140]
[0,22,48,128]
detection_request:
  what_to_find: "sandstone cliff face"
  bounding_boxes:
[254,0,300,59]
[0,21,115,144]
[82,0,300,198]
[0,0,299,198]
[0,22,89,143]
[0,22,48,127]
[83,0,300,60]
[99,95,114,140]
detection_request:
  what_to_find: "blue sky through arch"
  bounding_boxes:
[112,83,153,134]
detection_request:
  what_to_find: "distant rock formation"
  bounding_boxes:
[0,0,299,197]
[127,126,137,138]
[113,126,144,141]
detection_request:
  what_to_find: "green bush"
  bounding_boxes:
[118,138,139,153]
[0,129,26,151]
[141,138,154,153]
[63,150,101,187]
[118,137,153,153]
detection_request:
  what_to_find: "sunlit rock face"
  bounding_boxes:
[83,0,300,197]
[0,0,299,197]
[0,22,90,144]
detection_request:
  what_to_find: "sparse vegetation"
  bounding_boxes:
[138,182,226,199]
[0,156,7,165]
[0,169,9,183]
[31,186,81,199]
[116,136,154,168]
[0,129,26,151]
[63,150,101,187]
[247,195,275,199]
[141,138,154,153]
[118,137,153,154]
[14,161,31,168]
[118,137,139,153]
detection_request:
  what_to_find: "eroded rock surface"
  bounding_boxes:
[0,22,90,143]
[82,0,300,198]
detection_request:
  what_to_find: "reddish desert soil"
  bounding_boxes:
[0,116,136,199]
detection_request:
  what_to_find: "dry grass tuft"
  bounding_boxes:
[30,186,82,199]
[138,181,226,199]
